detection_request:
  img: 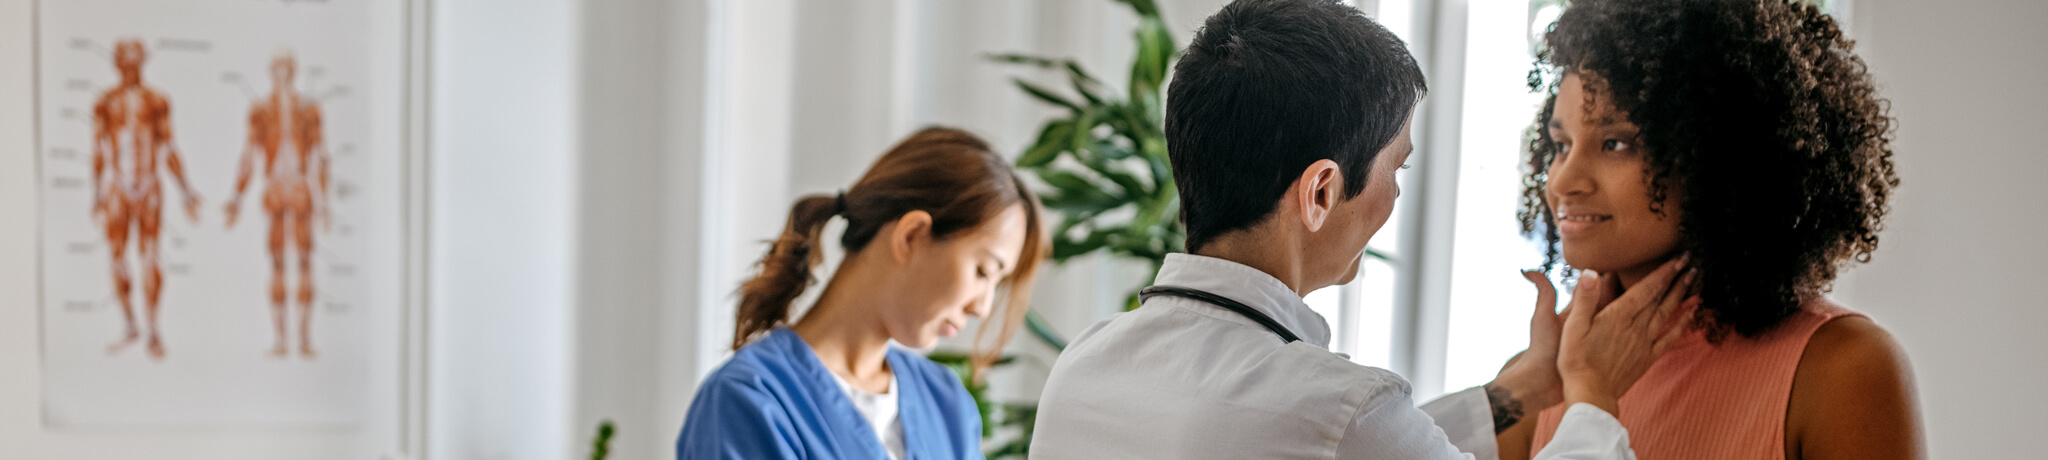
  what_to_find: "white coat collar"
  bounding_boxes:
[1150,253,1334,349]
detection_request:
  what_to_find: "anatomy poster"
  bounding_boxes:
[37,0,369,426]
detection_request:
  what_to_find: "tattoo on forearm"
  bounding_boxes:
[1486,383,1524,434]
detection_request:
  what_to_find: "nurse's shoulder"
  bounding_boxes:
[701,336,799,394]
[677,335,810,459]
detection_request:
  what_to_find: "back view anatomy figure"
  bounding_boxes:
[225,51,332,359]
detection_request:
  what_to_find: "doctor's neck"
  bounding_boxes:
[791,258,896,383]
[1193,226,1334,298]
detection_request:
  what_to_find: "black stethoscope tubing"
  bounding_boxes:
[1138,285,1302,343]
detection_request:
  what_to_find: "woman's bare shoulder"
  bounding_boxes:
[1786,310,1925,460]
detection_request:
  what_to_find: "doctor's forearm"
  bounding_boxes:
[1487,365,1563,431]
[1487,366,1566,460]
[1487,381,1538,460]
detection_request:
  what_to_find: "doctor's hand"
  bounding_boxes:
[1557,256,1701,416]
[1493,271,1569,410]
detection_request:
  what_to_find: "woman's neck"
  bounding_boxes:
[1611,253,1679,290]
[790,261,895,393]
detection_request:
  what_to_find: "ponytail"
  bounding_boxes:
[727,127,1047,381]
[732,194,841,350]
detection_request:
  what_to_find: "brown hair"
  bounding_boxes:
[732,126,1047,377]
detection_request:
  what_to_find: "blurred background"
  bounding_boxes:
[1,0,2042,459]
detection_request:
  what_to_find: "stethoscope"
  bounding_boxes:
[1138,285,1301,343]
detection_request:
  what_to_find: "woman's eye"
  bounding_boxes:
[975,268,989,279]
[1602,139,1631,151]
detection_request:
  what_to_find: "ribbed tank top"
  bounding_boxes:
[1530,297,1861,460]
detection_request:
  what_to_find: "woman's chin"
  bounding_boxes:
[1559,251,1626,274]
[896,332,938,350]
[1562,253,1672,279]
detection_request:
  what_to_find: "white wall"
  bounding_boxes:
[569,1,711,459]
[1832,0,2048,457]
[429,0,719,458]
[426,0,581,459]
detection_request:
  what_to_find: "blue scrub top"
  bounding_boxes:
[677,327,985,460]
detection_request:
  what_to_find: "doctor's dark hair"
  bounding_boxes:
[1518,0,1897,340]
[733,127,1047,375]
[1167,0,1425,253]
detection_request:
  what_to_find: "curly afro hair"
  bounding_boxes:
[1518,0,1899,340]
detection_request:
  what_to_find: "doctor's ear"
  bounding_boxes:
[885,210,935,264]
[1294,159,1343,232]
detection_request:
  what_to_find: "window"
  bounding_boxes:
[1435,0,1560,392]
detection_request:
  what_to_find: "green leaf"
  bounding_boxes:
[1037,170,1099,193]
[989,439,1031,459]
[1017,121,1073,167]
[924,351,1018,368]
[984,53,1060,68]
[1067,109,1100,155]
[1023,310,1067,351]
[1138,136,1169,162]
[1110,101,1151,141]
[1111,0,1162,17]
[994,55,1104,106]
[1075,156,1148,200]
[1129,17,1174,100]
[998,403,1039,426]
[1144,140,1174,197]
[1014,78,1080,112]
[1052,230,1111,260]
[1070,71,1105,106]
[1064,61,1101,88]
[589,420,615,460]
[1093,140,1134,160]
[1042,189,1120,214]
[1057,119,1148,199]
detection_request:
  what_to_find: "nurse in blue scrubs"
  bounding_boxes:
[677,127,1046,460]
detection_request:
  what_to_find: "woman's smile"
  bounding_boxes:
[1554,207,1615,236]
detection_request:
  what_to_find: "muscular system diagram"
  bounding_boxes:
[92,39,204,361]
[37,0,373,426]
[223,51,331,360]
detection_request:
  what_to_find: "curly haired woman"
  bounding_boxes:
[1502,1,1924,459]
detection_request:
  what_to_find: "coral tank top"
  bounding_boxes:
[1530,297,1862,460]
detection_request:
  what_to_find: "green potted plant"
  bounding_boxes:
[993,0,1181,352]
[943,2,1181,457]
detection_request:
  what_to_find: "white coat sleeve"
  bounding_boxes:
[1530,403,1636,460]
[1335,385,1484,460]
[1400,387,1639,460]
[1420,385,1501,460]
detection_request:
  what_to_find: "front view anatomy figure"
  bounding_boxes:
[93,39,203,361]
[225,51,332,359]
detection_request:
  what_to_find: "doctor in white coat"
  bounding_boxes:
[1028,1,1700,459]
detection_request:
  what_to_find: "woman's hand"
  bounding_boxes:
[1557,256,1701,415]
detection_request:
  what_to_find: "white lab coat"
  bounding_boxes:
[1028,253,1633,459]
